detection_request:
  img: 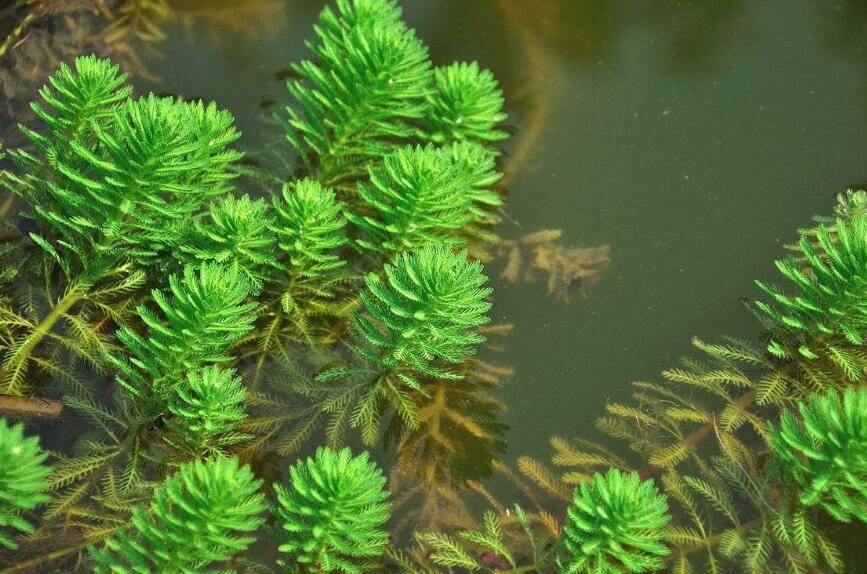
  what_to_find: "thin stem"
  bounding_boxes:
[639,390,756,480]
[0,540,89,573]
[0,394,62,418]
[0,285,84,394]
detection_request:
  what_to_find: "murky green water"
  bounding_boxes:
[2,0,867,570]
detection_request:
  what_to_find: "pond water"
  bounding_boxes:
[1,0,866,571]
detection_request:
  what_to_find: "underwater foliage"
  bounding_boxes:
[559,469,670,574]
[412,504,558,573]
[756,213,866,382]
[0,418,50,550]
[386,361,508,487]
[356,244,491,378]
[768,387,867,523]
[16,82,240,270]
[0,1,518,570]
[164,366,250,456]
[9,2,866,574]
[272,447,390,573]
[89,455,265,573]
[260,177,354,345]
[498,230,611,302]
[344,244,491,443]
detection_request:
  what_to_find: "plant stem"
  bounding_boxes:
[639,390,756,480]
[0,540,89,573]
[0,286,84,394]
[0,394,62,418]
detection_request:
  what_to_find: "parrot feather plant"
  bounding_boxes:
[0,54,244,397]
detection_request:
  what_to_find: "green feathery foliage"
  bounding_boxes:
[423,61,508,144]
[176,194,278,291]
[0,418,51,549]
[755,214,867,382]
[272,247,490,448]
[559,469,671,574]
[43,262,260,549]
[357,244,491,379]
[114,263,258,407]
[284,0,432,185]
[13,90,242,270]
[273,447,391,573]
[165,366,250,456]
[768,387,867,523]
[266,178,354,339]
[24,54,132,147]
[348,144,475,255]
[273,178,348,283]
[439,141,504,244]
[89,456,265,573]
[0,54,243,396]
[440,141,503,214]
[669,455,843,573]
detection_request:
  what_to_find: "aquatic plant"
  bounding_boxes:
[0,0,518,570]
[348,144,475,256]
[48,262,257,523]
[272,447,390,573]
[498,230,611,302]
[672,455,842,573]
[559,469,670,574]
[346,244,491,443]
[768,387,867,523]
[756,213,866,383]
[385,361,508,486]
[412,504,558,573]
[439,141,504,246]
[164,365,250,456]
[0,54,243,396]
[423,61,508,144]
[258,178,353,346]
[0,418,50,550]
[114,263,257,409]
[284,0,432,185]
[89,455,265,573]
[176,194,278,291]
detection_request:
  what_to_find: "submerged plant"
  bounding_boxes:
[348,244,491,442]
[165,365,250,456]
[768,387,867,523]
[0,418,51,549]
[89,455,265,573]
[115,263,257,406]
[559,468,671,574]
[273,447,391,573]
[259,178,354,346]
[413,504,557,572]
